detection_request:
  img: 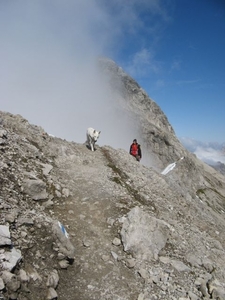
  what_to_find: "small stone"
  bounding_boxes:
[112,237,121,246]
[46,270,59,289]
[186,253,202,267]
[138,293,145,300]
[35,250,42,259]
[8,292,18,300]
[83,239,91,247]
[1,270,15,284]
[138,268,149,279]
[102,255,110,262]
[46,287,58,300]
[188,291,199,300]
[55,190,62,197]
[18,269,29,283]
[199,282,209,297]
[5,211,18,223]
[125,258,136,268]
[87,285,95,290]
[17,217,34,227]
[0,278,5,290]
[43,199,54,208]
[21,231,27,238]
[6,276,20,292]
[62,188,70,197]
[0,225,11,245]
[107,218,115,226]
[194,277,204,286]
[211,287,225,299]
[59,259,69,269]
[111,251,118,260]
[171,260,190,272]
[159,256,171,264]
[57,253,66,260]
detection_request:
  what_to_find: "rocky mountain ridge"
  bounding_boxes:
[0,109,225,300]
[98,57,184,170]
[0,59,225,300]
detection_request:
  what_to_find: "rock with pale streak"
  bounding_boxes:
[46,270,59,289]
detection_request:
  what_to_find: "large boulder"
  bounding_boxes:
[120,206,170,261]
[23,179,48,200]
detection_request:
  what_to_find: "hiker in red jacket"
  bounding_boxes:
[129,139,142,162]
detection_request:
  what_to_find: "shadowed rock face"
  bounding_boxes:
[0,61,225,300]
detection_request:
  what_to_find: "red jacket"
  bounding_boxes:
[130,143,138,156]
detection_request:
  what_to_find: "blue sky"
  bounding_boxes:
[109,0,225,143]
[0,0,224,147]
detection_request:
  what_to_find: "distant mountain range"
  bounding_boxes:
[180,137,225,175]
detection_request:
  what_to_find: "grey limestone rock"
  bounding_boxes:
[46,270,59,289]
[46,287,58,300]
[41,163,53,176]
[186,253,202,267]
[58,259,70,269]
[5,209,19,223]
[125,258,136,268]
[0,278,5,291]
[112,237,121,246]
[188,291,200,300]
[1,248,22,271]
[23,179,48,200]
[121,206,170,261]
[18,269,29,283]
[170,260,190,272]
[52,221,75,259]
[0,225,11,245]
[6,275,20,292]
[0,129,7,138]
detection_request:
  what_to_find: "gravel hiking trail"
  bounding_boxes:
[50,144,142,300]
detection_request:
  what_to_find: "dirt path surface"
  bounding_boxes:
[50,145,143,300]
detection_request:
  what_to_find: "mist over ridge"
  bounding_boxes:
[0,1,147,154]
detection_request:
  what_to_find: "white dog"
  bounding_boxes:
[86,127,101,151]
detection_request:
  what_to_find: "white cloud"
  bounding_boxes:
[126,48,161,77]
[0,0,174,155]
[103,0,172,79]
[194,146,225,165]
[180,137,225,165]
[1,0,154,151]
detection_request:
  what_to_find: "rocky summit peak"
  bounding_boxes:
[98,57,184,169]
[0,61,225,300]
